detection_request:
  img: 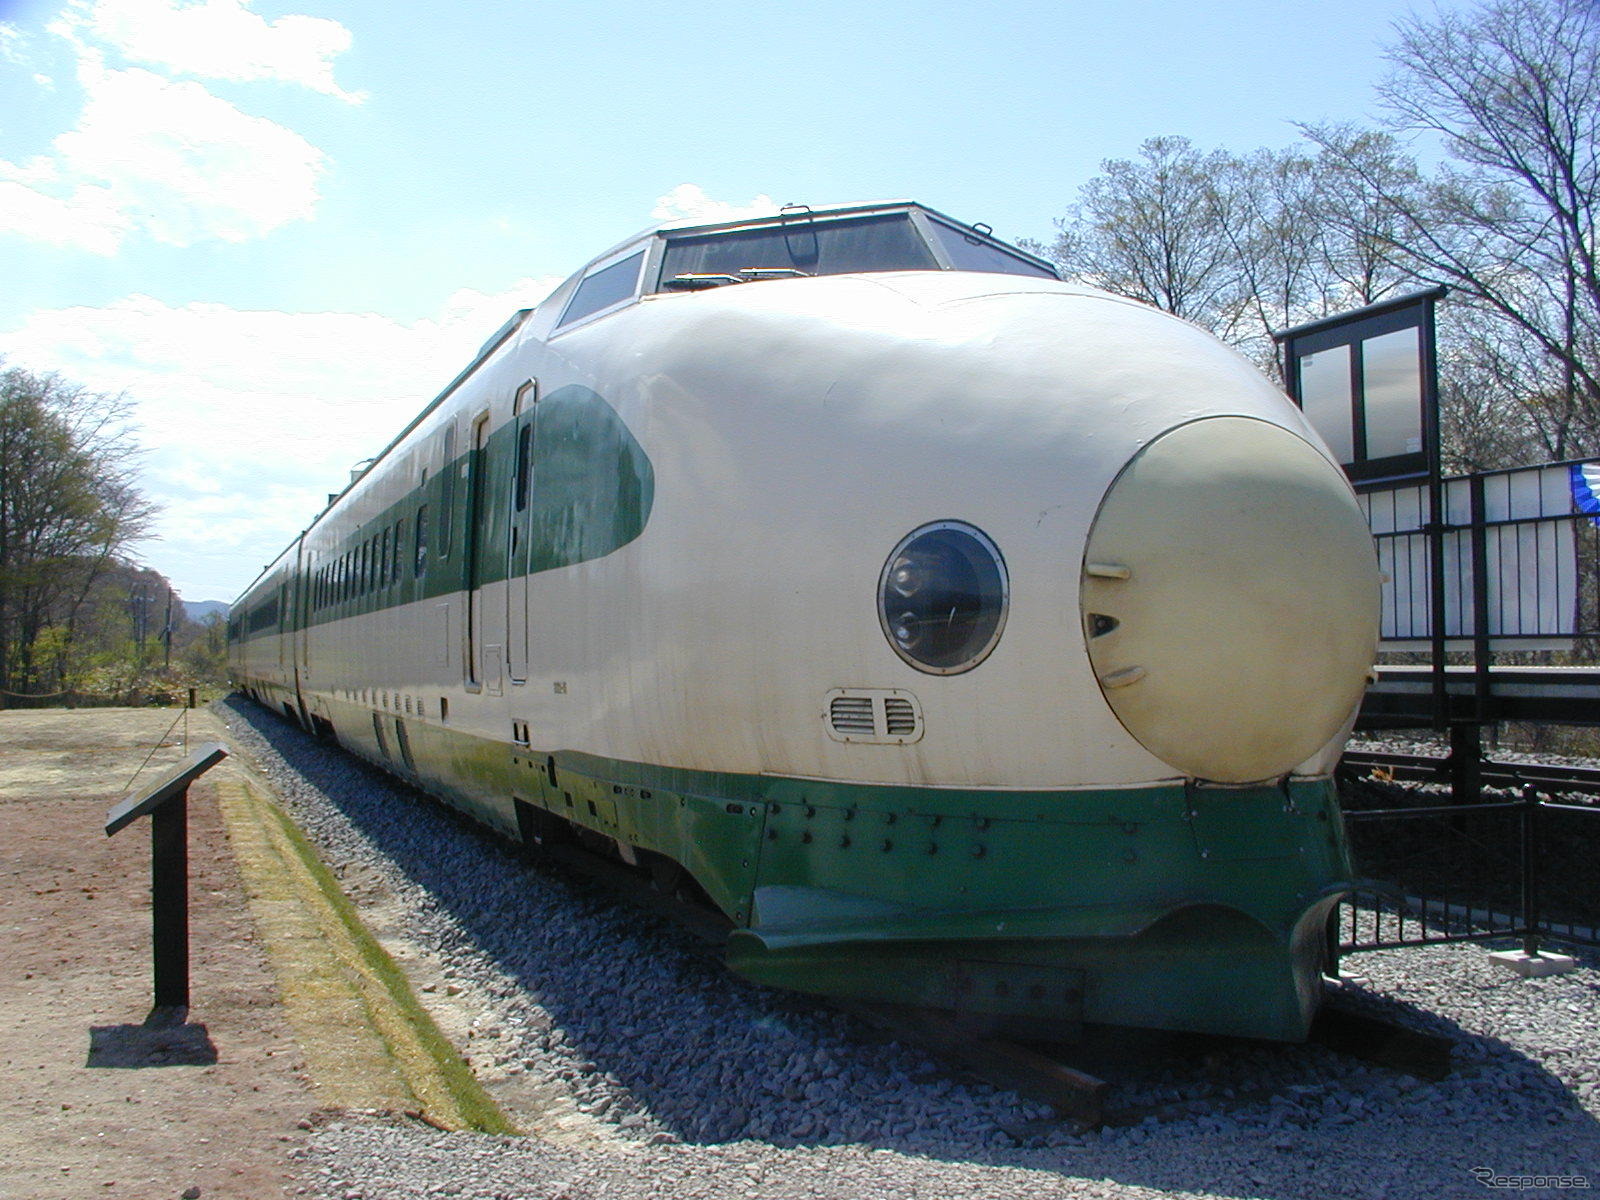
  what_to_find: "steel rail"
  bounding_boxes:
[1341,749,1600,797]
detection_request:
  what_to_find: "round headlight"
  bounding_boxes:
[877,521,1008,674]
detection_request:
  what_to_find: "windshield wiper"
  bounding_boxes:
[661,266,813,292]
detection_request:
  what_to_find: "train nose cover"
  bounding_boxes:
[1081,416,1380,784]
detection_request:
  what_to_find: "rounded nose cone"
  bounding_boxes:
[1081,417,1380,783]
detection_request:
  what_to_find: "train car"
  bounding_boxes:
[230,200,1380,1041]
[228,545,299,721]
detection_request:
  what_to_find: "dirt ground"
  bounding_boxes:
[0,707,314,1200]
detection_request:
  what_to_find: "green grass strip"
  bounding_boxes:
[260,795,517,1136]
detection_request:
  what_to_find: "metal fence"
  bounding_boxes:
[1362,458,1600,655]
[1333,780,1600,962]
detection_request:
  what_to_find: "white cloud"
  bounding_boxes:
[3,277,560,599]
[0,0,358,255]
[0,20,28,63]
[62,0,364,103]
[651,183,778,223]
[0,172,129,254]
[0,57,326,253]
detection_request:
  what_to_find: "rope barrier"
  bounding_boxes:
[122,707,192,795]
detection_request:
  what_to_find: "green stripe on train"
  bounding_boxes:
[234,384,653,638]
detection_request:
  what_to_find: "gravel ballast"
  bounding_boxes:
[218,698,1600,1200]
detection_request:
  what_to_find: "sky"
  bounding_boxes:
[0,0,1474,604]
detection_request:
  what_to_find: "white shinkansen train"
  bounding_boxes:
[231,200,1380,1041]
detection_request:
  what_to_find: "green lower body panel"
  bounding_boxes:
[289,698,1354,1042]
[717,775,1351,1041]
[726,890,1342,1042]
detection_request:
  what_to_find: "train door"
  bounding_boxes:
[275,582,288,676]
[292,544,314,728]
[506,380,538,682]
[296,548,315,697]
[465,411,504,696]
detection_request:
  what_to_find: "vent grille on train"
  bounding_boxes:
[883,697,917,736]
[829,695,877,734]
[824,688,923,744]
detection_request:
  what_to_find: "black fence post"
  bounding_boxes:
[149,786,190,1010]
[1468,473,1492,718]
[1448,721,1483,805]
[1521,782,1541,959]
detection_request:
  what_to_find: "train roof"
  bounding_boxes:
[362,201,1052,495]
[237,201,1055,602]
[597,198,968,254]
[562,198,1057,298]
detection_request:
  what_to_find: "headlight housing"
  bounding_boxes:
[878,521,1008,674]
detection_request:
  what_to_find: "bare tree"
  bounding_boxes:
[1041,137,1246,333]
[1437,307,1552,470]
[1306,0,1600,458]
[1039,138,1414,377]
[1210,146,1412,371]
[0,363,156,700]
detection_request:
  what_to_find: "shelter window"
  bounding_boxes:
[558,250,646,329]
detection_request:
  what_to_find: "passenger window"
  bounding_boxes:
[558,250,646,329]
[415,505,428,575]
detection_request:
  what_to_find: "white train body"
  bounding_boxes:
[231,202,1379,1040]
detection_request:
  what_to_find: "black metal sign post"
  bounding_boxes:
[105,742,229,1019]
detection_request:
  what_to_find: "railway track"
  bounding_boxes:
[1341,748,1600,797]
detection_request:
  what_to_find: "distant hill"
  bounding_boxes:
[184,599,230,623]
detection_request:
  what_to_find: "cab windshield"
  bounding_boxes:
[659,213,936,284]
